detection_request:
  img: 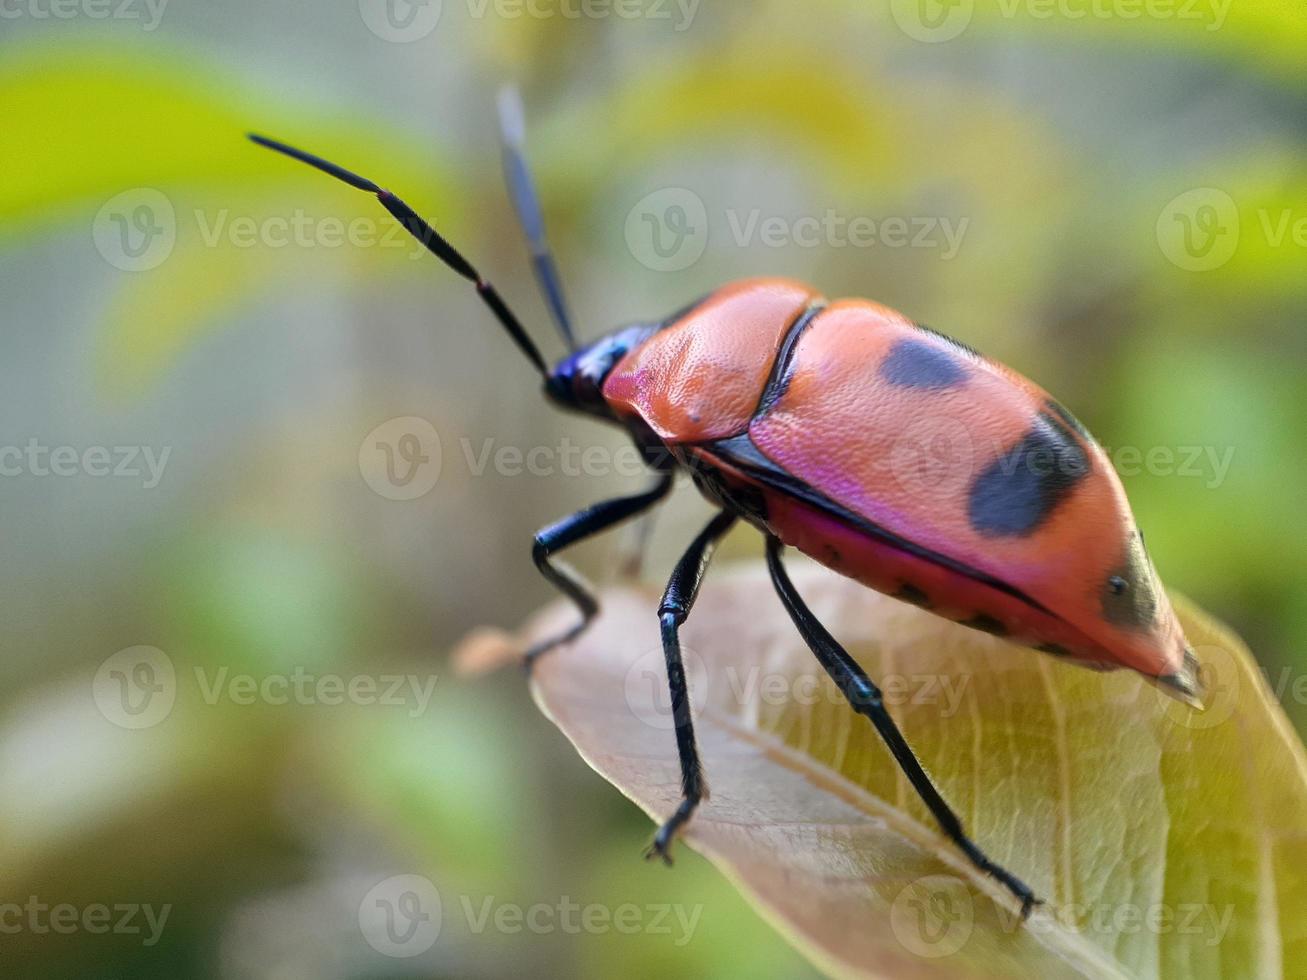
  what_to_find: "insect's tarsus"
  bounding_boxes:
[247,132,549,377]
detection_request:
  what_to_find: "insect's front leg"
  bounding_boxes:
[645,510,738,864]
[525,472,673,666]
[764,535,1042,920]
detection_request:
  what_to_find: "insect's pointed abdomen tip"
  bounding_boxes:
[1156,647,1207,711]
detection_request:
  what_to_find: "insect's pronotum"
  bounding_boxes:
[250,92,1205,919]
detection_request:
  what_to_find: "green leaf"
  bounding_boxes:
[515,558,1307,978]
[0,45,455,401]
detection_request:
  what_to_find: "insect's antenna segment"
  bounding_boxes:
[496,86,578,352]
[248,133,549,377]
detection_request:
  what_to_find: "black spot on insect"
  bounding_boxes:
[1102,532,1158,630]
[879,337,968,390]
[894,583,932,609]
[1045,398,1096,444]
[968,412,1090,537]
[1037,642,1072,657]
[914,323,981,358]
[961,614,1008,637]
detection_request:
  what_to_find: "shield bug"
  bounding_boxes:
[250,92,1204,919]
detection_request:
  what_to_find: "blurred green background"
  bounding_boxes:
[2,2,1305,977]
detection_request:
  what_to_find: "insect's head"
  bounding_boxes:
[544,324,657,420]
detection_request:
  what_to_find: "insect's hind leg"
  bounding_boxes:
[764,536,1041,920]
[526,472,673,667]
[645,510,738,864]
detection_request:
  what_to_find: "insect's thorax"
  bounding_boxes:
[544,324,658,419]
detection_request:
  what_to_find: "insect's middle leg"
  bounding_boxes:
[764,536,1041,919]
[526,472,673,666]
[645,509,738,864]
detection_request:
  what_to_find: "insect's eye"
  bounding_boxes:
[1108,575,1129,595]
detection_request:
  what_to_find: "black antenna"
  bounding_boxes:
[248,133,549,377]
[496,86,577,352]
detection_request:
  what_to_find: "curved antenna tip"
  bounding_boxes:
[497,84,527,148]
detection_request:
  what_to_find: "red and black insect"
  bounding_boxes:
[250,97,1204,918]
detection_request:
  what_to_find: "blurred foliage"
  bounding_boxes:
[1,2,1304,977]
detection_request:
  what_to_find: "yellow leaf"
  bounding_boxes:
[518,559,1307,978]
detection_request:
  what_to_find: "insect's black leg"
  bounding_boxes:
[764,536,1041,920]
[645,510,738,865]
[526,472,674,666]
